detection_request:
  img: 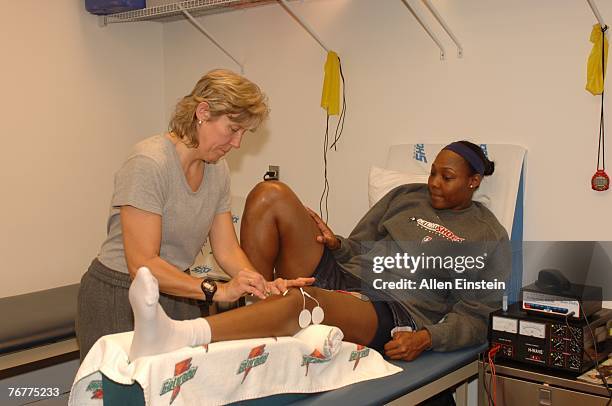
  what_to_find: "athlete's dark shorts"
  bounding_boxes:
[311,247,416,353]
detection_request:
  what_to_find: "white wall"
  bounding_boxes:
[162,0,612,243]
[0,1,165,297]
[3,0,612,297]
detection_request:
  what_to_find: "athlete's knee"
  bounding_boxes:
[283,286,322,308]
[245,181,294,211]
[268,289,305,327]
[280,287,308,309]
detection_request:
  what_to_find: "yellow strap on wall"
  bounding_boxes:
[321,51,340,116]
[586,24,608,95]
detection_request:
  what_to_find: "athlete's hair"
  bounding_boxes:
[457,140,495,176]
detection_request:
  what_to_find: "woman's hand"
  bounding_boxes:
[216,272,315,301]
[384,330,432,361]
[305,207,340,250]
[265,277,316,295]
[218,269,268,302]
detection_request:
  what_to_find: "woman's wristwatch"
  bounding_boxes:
[200,278,217,304]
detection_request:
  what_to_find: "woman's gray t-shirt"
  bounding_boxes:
[98,135,231,274]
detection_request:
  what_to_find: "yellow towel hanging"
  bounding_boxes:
[321,51,341,116]
[586,24,608,95]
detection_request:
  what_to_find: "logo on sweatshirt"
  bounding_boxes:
[86,379,103,400]
[160,358,198,404]
[237,344,269,383]
[415,218,465,242]
[349,345,370,370]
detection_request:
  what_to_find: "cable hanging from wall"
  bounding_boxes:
[320,52,347,223]
[277,0,346,223]
[586,0,610,191]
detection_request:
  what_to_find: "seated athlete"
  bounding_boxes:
[128,140,510,361]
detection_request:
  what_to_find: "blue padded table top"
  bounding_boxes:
[231,343,488,406]
[0,284,80,355]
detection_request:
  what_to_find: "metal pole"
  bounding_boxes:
[587,0,607,29]
[178,4,245,73]
[277,0,329,53]
[421,0,463,58]
[400,0,445,60]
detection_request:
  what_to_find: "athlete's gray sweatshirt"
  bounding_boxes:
[333,184,510,351]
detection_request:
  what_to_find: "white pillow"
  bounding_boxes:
[368,166,491,208]
[191,195,246,280]
[368,166,428,207]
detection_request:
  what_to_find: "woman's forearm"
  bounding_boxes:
[131,256,241,302]
[129,256,205,300]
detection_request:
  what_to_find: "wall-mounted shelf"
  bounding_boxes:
[100,0,275,25]
[99,0,328,73]
[100,0,281,73]
[101,0,464,63]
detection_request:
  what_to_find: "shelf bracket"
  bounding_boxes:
[277,0,329,53]
[178,4,245,74]
[587,0,608,30]
[400,0,445,60]
[421,0,463,58]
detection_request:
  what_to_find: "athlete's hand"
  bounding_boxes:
[265,277,316,296]
[305,207,340,250]
[384,330,432,361]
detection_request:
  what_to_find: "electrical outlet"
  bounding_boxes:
[268,165,280,180]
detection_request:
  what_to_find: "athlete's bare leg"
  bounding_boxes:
[207,287,377,345]
[240,181,324,281]
[128,268,378,359]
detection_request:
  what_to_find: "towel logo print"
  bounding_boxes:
[349,345,370,370]
[301,328,336,376]
[415,218,465,242]
[302,349,332,376]
[160,358,198,404]
[422,235,433,243]
[237,344,269,384]
[86,379,103,400]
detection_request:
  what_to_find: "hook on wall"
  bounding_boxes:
[587,0,608,30]
[400,0,446,60]
[421,0,463,58]
[399,0,464,60]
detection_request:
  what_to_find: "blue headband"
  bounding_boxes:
[443,142,485,175]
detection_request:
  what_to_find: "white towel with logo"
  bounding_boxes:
[69,325,401,406]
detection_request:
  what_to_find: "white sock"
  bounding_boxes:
[128,267,211,361]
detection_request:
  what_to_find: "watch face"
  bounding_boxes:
[201,279,216,303]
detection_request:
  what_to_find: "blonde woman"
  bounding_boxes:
[76,70,312,361]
